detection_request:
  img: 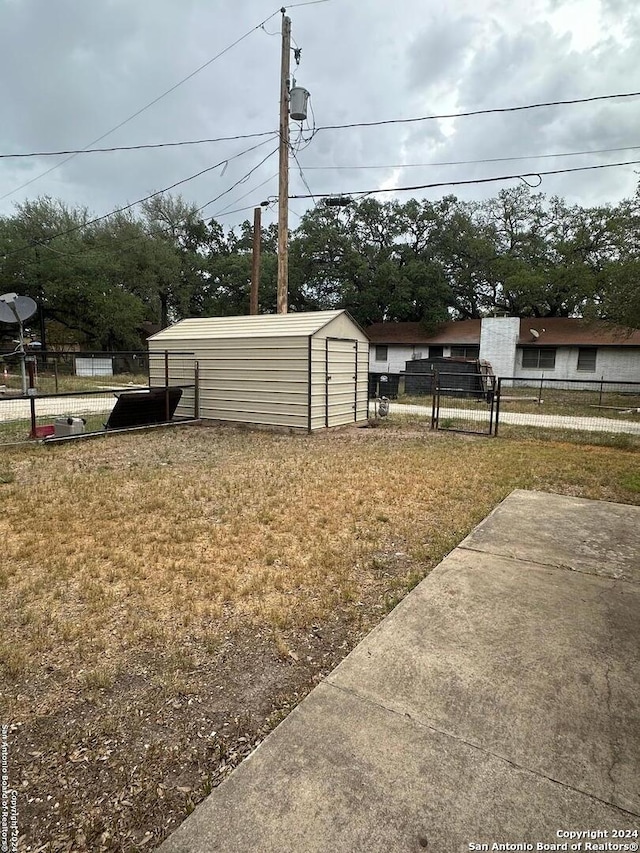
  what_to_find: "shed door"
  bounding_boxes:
[326,338,358,427]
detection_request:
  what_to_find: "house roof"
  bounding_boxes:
[517,318,640,346]
[366,318,640,347]
[149,310,358,341]
[366,320,481,345]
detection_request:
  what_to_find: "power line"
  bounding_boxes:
[300,144,640,171]
[286,0,333,7]
[0,8,283,202]
[0,131,277,159]
[2,93,638,163]
[3,137,638,167]
[288,158,640,199]
[213,203,267,218]
[197,147,280,213]
[213,172,279,217]
[316,90,640,133]
[2,137,278,257]
[290,147,317,204]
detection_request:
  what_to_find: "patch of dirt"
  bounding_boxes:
[7,551,420,852]
[11,621,343,851]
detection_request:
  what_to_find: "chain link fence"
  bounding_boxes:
[0,350,149,395]
[386,373,640,445]
[0,351,197,445]
[430,371,497,434]
[495,377,640,439]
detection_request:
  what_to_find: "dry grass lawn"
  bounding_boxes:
[1,421,639,851]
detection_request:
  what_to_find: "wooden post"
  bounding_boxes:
[250,206,262,315]
[277,11,291,314]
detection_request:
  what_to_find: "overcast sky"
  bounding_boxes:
[0,0,639,231]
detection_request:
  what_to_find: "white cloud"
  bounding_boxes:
[0,0,638,226]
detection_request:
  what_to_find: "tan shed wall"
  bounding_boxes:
[147,350,197,419]
[149,312,369,431]
[313,312,369,344]
[149,336,310,428]
[310,314,370,430]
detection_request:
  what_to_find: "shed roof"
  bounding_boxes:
[149,310,360,341]
[366,318,640,347]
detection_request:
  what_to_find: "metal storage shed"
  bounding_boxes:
[147,310,370,431]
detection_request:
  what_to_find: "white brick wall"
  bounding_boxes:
[515,346,640,384]
[479,317,519,378]
[369,344,430,374]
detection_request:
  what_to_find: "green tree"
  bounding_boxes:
[289,198,452,325]
[0,198,146,349]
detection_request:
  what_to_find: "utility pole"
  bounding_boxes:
[277,9,291,314]
[250,206,261,315]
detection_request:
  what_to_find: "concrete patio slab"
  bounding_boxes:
[158,683,638,853]
[327,547,640,814]
[459,489,640,583]
[156,491,640,852]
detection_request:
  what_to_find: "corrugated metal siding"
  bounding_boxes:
[148,351,196,419]
[149,311,369,431]
[313,312,368,344]
[310,338,327,430]
[309,337,369,430]
[312,313,369,429]
[148,310,346,342]
[327,339,357,427]
[150,336,309,428]
[356,341,370,421]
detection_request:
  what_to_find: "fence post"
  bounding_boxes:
[27,359,37,438]
[164,350,170,422]
[599,375,604,406]
[488,376,495,435]
[494,378,502,436]
[28,397,36,438]
[194,361,200,419]
[538,373,544,405]
[431,370,439,430]
[53,358,59,393]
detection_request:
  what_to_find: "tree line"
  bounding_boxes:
[0,184,638,350]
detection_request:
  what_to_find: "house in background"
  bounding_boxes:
[367,317,640,385]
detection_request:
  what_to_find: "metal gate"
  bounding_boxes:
[431,371,497,435]
[325,338,358,427]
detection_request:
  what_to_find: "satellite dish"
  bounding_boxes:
[529,328,540,339]
[0,293,38,324]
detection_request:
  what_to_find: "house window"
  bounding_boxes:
[375,345,388,361]
[429,346,444,358]
[522,347,556,369]
[577,347,597,372]
[450,345,480,359]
